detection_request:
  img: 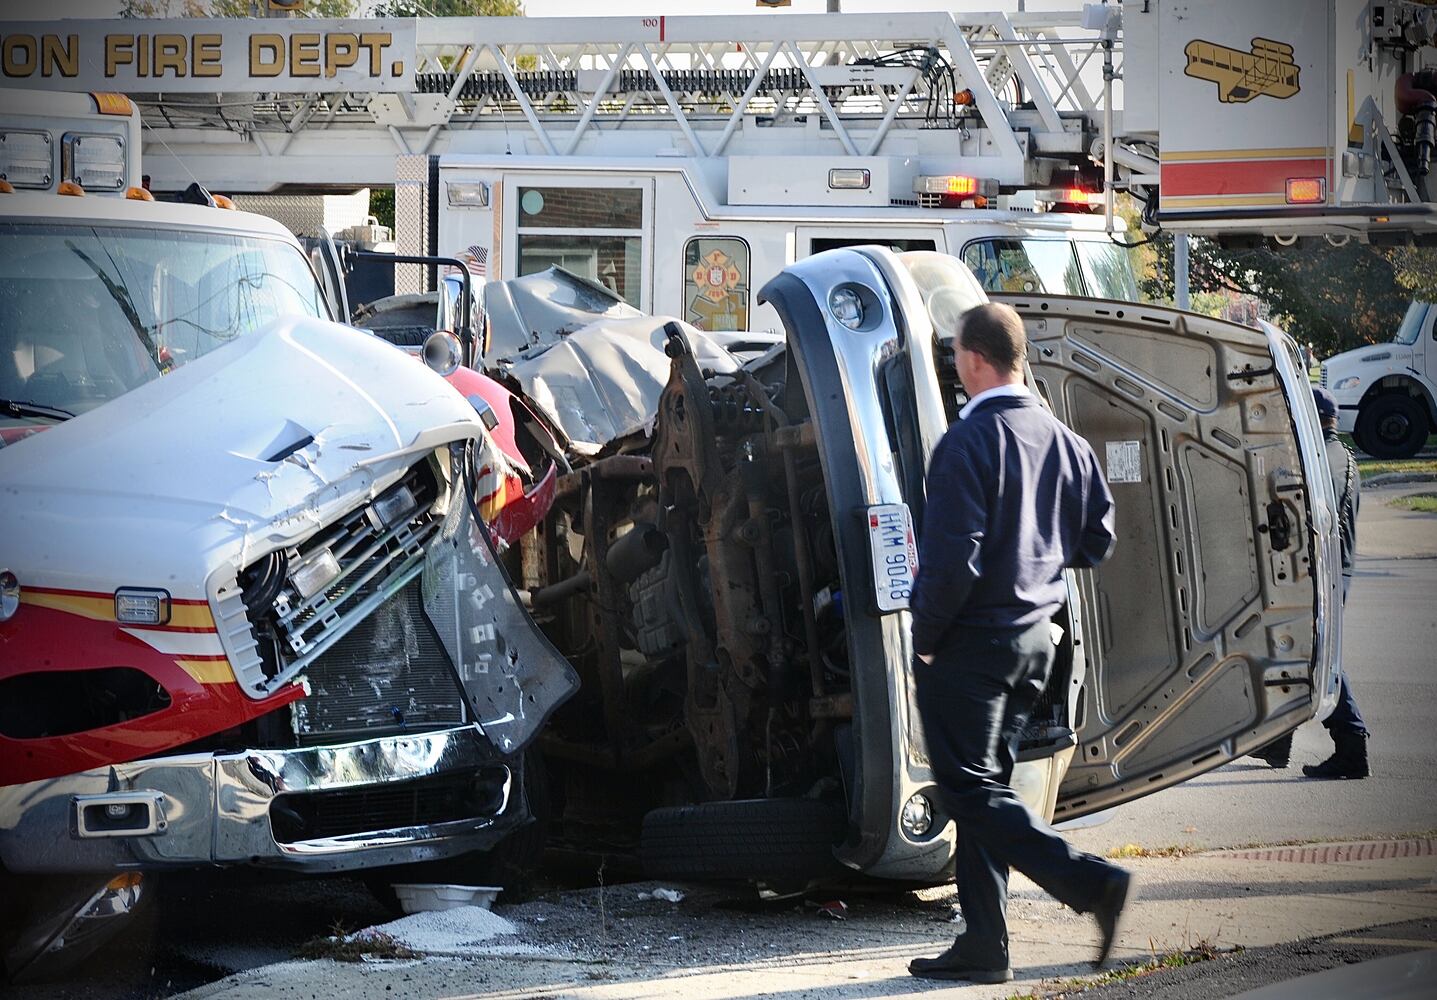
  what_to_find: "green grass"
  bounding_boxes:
[1390,493,1437,513]
[1106,843,1192,859]
[1006,936,1230,999]
[1357,458,1437,478]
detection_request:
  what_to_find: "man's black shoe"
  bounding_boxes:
[1091,869,1133,969]
[908,943,1013,983]
[1303,732,1370,779]
[1249,732,1293,769]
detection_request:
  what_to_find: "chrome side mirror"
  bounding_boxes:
[439,273,465,335]
[423,330,462,377]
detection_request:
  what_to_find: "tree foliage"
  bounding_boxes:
[371,0,525,15]
[1118,194,1437,354]
[1139,231,1419,356]
[122,0,356,15]
[1387,247,1437,303]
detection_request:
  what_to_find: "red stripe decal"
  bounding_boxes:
[659,15,665,42]
[1161,158,1328,198]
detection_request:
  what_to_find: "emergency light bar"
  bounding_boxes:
[0,129,53,189]
[62,133,126,192]
[913,174,998,197]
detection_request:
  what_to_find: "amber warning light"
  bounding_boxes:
[913,175,997,197]
[1285,177,1326,205]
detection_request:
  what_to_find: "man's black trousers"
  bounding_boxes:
[914,618,1118,967]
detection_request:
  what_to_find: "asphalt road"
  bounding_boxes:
[10,486,1435,1000]
[1067,483,1437,856]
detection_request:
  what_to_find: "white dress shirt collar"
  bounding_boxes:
[958,382,1030,420]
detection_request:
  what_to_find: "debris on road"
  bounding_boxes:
[637,888,686,903]
[349,905,526,957]
[807,899,849,921]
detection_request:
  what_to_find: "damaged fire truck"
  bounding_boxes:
[0,112,578,979]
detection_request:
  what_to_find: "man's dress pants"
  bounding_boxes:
[1326,577,1368,738]
[915,618,1117,967]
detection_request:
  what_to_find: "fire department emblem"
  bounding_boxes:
[1184,37,1300,103]
[692,248,743,303]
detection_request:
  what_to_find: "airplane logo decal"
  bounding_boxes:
[1184,37,1300,103]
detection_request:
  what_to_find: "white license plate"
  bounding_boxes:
[866,503,918,612]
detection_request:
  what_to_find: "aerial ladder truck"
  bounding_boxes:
[2,0,1434,325]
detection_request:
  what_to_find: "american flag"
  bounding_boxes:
[461,245,487,277]
[444,246,487,279]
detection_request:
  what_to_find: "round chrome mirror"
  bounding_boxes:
[423,330,462,376]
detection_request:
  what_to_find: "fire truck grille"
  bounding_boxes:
[269,765,509,844]
[290,578,466,743]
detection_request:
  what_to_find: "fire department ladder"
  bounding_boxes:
[135,11,1120,190]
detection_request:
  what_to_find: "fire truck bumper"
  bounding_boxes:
[0,723,517,875]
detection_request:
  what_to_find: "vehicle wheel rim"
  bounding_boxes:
[1378,414,1412,444]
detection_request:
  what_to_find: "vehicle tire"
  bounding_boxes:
[641,798,846,885]
[1350,423,1377,458]
[1355,394,1429,459]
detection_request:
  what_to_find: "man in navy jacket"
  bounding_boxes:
[908,302,1131,983]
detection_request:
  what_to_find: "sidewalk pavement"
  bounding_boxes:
[180,839,1437,1000]
[1360,483,1437,559]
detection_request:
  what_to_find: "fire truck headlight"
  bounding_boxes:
[114,588,170,625]
[828,285,866,330]
[0,569,18,622]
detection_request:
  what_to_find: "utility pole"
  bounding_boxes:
[1174,232,1191,311]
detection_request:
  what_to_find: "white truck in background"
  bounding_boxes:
[1322,300,1437,457]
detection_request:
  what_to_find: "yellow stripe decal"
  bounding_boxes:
[22,591,215,629]
[175,659,236,684]
[1162,194,1293,208]
[1160,147,1329,162]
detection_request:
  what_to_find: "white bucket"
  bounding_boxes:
[390,883,502,914]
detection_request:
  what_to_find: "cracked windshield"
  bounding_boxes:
[0,225,324,428]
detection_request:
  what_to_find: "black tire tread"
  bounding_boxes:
[1356,394,1429,459]
[641,798,845,883]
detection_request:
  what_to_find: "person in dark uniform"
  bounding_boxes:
[907,303,1132,984]
[1249,387,1369,777]
[1306,387,1370,778]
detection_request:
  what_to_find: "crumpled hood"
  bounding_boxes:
[507,315,740,454]
[0,317,482,595]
